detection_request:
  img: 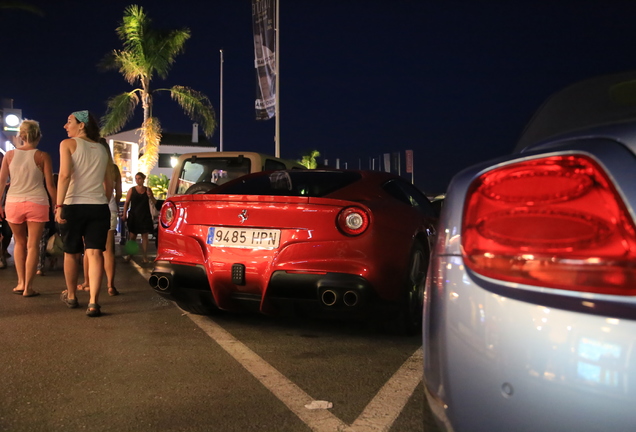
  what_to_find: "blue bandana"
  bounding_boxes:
[72,110,89,124]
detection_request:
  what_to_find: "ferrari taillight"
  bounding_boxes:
[160,201,177,228]
[462,155,636,295]
[337,207,369,236]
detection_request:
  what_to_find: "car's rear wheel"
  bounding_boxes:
[397,240,428,335]
[184,182,218,194]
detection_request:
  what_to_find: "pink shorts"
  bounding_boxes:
[4,201,50,224]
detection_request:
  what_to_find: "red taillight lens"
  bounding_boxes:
[160,201,177,228]
[462,155,636,295]
[337,207,369,236]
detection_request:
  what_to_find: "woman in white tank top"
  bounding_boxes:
[55,110,113,317]
[0,119,57,297]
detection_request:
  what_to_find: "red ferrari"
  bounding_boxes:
[150,170,437,333]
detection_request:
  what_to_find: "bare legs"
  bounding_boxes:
[64,248,103,305]
[128,231,149,263]
[104,230,118,294]
[85,248,104,306]
[141,232,149,263]
[63,252,81,301]
[8,221,44,296]
[78,252,89,290]
[77,229,117,295]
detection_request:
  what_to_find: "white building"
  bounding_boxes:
[104,124,216,189]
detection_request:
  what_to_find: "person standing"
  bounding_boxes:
[0,119,57,296]
[37,173,59,275]
[78,159,122,296]
[56,110,112,317]
[122,172,155,263]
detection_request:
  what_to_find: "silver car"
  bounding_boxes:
[423,71,636,432]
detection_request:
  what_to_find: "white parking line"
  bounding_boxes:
[351,348,423,432]
[189,314,422,432]
[136,264,422,431]
[189,314,354,432]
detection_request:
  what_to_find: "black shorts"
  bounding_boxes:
[59,204,110,253]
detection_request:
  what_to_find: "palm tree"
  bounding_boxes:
[100,4,216,174]
[299,150,321,169]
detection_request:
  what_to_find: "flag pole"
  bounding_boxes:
[274,0,280,157]
[219,49,224,152]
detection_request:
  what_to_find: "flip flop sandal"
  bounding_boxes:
[60,290,79,308]
[23,292,40,298]
[13,289,25,295]
[108,287,120,296]
[86,303,101,317]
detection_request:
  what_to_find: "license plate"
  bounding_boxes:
[206,227,281,249]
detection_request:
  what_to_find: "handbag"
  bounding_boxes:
[46,233,64,256]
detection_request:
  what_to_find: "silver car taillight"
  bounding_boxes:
[461,154,636,295]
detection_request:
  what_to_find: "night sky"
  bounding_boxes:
[2,0,636,193]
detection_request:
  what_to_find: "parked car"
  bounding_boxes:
[150,169,437,333]
[152,152,304,248]
[166,151,305,197]
[423,71,636,431]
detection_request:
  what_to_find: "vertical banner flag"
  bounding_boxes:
[405,150,413,173]
[392,152,401,175]
[383,153,391,173]
[252,0,276,120]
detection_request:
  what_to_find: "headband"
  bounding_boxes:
[72,110,89,124]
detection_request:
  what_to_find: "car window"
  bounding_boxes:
[216,171,362,197]
[383,179,436,217]
[176,157,252,195]
[264,159,287,171]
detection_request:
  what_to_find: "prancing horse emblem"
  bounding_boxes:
[239,209,248,223]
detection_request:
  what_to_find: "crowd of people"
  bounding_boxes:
[0,111,156,317]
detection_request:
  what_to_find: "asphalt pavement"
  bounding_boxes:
[0,236,434,432]
[0,238,271,431]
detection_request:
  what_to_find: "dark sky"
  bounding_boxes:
[2,0,636,193]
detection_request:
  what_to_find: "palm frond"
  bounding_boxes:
[146,28,191,79]
[167,86,216,137]
[113,5,190,82]
[118,5,146,55]
[101,91,140,135]
[0,1,44,16]
[112,50,148,85]
[97,50,119,72]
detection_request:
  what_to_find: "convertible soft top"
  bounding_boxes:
[515,70,636,152]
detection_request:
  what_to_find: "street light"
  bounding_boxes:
[2,108,22,135]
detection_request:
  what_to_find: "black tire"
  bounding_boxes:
[184,182,218,195]
[175,299,218,315]
[397,240,429,335]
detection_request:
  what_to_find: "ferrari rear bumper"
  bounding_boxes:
[149,261,384,314]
